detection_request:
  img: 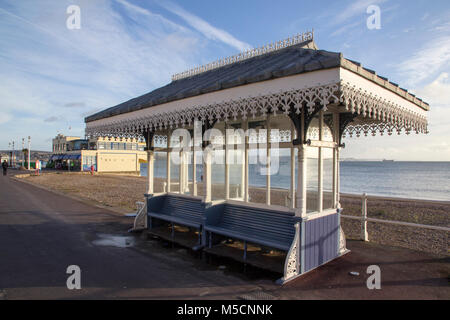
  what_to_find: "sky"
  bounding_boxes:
[0,0,449,160]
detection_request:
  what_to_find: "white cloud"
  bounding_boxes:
[156,0,252,51]
[330,21,361,37]
[415,72,450,106]
[0,0,250,150]
[331,0,386,25]
[0,112,12,124]
[397,35,450,86]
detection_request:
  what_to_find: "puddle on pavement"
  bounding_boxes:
[92,234,136,248]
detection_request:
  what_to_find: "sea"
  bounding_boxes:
[141,157,450,202]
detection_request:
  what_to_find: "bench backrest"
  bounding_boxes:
[219,203,296,245]
[159,194,204,221]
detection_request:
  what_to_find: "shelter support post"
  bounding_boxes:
[193,146,197,196]
[332,112,340,208]
[179,139,184,194]
[244,120,249,202]
[225,124,230,200]
[183,147,189,193]
[296,143,307,217]
[318,111,324,212]
[290,123,296,209]
[203,148,212,202]
[145,131,154,195]
[266,117,271,205]
[166,131,171,193]
[239,125,245,199]
[147,150,154,195]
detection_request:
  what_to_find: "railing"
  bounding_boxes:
[341,193,450,241]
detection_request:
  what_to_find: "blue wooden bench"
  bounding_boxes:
[147,193,206,245]
[204,201,297,259]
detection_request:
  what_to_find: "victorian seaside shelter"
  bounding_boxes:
[84,31,429,283]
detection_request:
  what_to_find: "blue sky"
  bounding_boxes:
[0,0,449,160]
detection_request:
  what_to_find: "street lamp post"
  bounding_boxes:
[8,142,11,167]
[28,136,31,171]
[22,138,25,168]
[12,141,15,168]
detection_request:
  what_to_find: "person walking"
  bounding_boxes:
[35,159,41,176]
[2,160,8,176]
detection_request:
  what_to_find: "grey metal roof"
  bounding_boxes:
[85,41,343,123]
[85,40,428,123]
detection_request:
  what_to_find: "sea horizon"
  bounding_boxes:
[141,158,450,202]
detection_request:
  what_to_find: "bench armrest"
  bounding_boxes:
[204,202,225,226]
[147,194,166,213]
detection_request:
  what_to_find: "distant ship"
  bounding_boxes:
[382,159,394,162]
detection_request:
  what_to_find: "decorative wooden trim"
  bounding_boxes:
[85,81,428,139]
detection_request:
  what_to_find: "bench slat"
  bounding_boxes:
[148,195,204,229]
[205,225,291,251]
[206,203,296,251]
[149,211,202,228]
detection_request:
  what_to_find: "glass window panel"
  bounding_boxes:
[154,152,167,179]
[169,151,180,193]
[306,147,319,212]
[269,147,290,207]
[228,149,244,200]
[211,149,225,200]
[323,149,334,210]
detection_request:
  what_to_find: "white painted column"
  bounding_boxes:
[225,124,230,200]
[336,147,341,208]
[290,123,296,209]
[266,117,271,205]
[296,111,307,217]
[332,112,340,208]
[179,137,184,194]
[166,132,171,193]
[147,149,154,194]
[318,111,324,213]
[193,145,197,196]
[240,128,245,199]
[184,148,189,193]
[204,147,212,202]
[244,120,249,202]
[297,143,307,217]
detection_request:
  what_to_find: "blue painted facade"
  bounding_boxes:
[303,212,339,272]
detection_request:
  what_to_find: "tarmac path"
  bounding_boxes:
[0,172,267,299]
[0,171,448,300]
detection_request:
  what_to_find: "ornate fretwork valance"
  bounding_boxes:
[339,82,428,136]
[86,82,340,138]
[85,81,428,139]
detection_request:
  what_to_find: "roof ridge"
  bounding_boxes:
[171,30,315,81]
